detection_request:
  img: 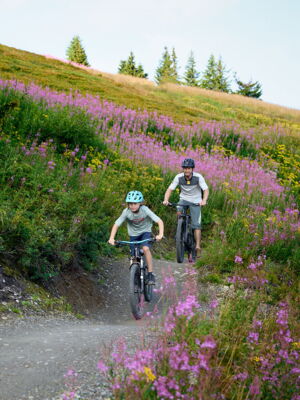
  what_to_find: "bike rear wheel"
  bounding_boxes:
[144,265,153,302]
[129,263,144,319]
[176,218,185,263]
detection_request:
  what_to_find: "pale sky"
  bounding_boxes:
[1,0,299,110]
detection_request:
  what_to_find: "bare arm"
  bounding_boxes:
[200,188,209,206]
[163,188,173,205]
[155,219,164,240]
[108,223,119,245]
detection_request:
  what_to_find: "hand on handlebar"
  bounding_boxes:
[108,238,116,245]
[162,200,170,206]
[155,234,163,241]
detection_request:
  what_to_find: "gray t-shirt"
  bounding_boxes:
[169,172,208,203]
[115,205,160,236]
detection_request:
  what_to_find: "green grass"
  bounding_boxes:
[1,43,300,129]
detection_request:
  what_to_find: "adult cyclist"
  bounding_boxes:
[163,158,209,257]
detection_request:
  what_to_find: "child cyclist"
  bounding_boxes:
[108,190,164,285]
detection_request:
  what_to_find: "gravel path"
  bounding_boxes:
[0,258,190,400]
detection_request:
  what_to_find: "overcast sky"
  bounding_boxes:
[1,0,299,110]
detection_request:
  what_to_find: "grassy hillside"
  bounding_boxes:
[1,43,300,129]
[0,42,299,279]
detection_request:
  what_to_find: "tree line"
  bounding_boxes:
[66,36,262,99]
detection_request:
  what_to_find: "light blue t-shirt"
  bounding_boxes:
[115,205,160,236]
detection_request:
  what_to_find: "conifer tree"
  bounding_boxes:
[155,47,172,84]
[215,57,231,92]
[184,51,200,87]
[170,47,180,84]
[200,54,217,90]
[136,64,148,79]
[235,78,263,98]
[200,54,231,92]
[66,36,90,66]
[118,52,148,78]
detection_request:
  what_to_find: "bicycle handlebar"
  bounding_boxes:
[114,238,156,247]
[167,202,200,207]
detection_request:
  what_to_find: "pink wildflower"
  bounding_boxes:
[234,255,243,264]
[200,336,217,349]
[97,360,109,373]
[249,376,260,395]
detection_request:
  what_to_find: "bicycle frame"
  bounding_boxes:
[168,202,199,262]
[114,238,155,319]
[115,238,153,263]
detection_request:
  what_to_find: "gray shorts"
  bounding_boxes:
[178,200,202,229]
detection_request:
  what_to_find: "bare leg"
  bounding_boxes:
[143,246,153,272]
[194,229,201,251]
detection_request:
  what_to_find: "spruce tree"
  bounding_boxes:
[200,54,217,90]
[136,64,148,79]
[215,57,231,92]
[124,52,136,75]
[118,52,147,78]
[235,78,263,98]
[155,47,174,84]
[66,36,90,66]
[200,55,231,92]
[170,47,180,84]
[184,51,200,87]
[118,60,127,74]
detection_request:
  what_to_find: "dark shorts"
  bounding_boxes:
[129,232,152,256]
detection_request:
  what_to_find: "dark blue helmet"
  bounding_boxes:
[181,158,195,168]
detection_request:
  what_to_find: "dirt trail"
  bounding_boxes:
[0,258,190,400]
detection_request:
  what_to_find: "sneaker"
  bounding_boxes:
[147,272,156,285]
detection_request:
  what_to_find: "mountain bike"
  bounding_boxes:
[115,238,155,320]
[168,203,199,263]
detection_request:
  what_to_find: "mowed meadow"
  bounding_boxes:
[0,44,299,399]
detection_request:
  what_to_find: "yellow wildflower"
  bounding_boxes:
[251,356,261,363]
[144,366,156,382]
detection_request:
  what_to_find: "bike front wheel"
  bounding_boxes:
[176,218,185,263]
[129,263,144,320]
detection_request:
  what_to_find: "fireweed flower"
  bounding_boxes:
[247,332,259,343]
[234,255,243,264]
[233,371,249,381]
[249,376,261,395]
[200,336,217,349]
[209,299,219,309]
[253,320,262,329]
[248,262,257,270]
[276,308,289,326]
[175,295,200,319]
[47,160,56,169]
[97,360,109,373]
[64,369,77,378]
